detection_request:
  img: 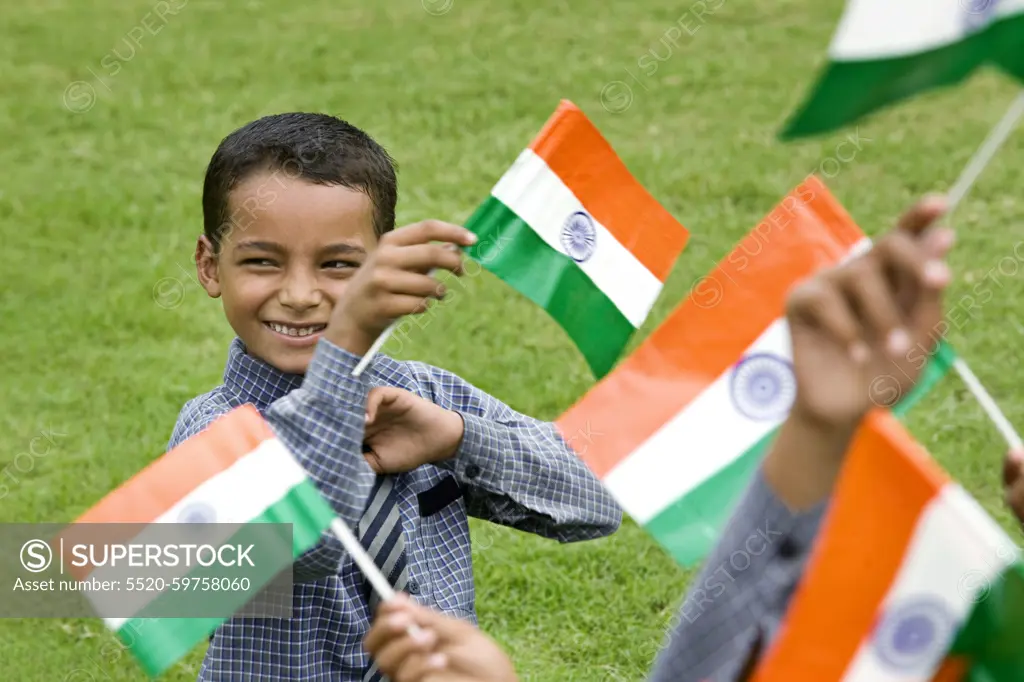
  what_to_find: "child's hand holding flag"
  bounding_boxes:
[327,220,477,358]
[764,195,954,510]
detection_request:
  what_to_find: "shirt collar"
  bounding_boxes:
[223,338,304,409]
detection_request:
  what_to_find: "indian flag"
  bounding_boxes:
[782,0,1024,139]
[59,406,336,678]
[463,100,689,378]
[556,176,956,568]
[749,410,1024,682]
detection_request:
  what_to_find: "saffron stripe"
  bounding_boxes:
[527,100,688,281]
[488,148,664,326]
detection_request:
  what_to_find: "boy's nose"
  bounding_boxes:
[278,273,324,311]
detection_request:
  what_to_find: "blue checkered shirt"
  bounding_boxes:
[168,338,621,681]
[647,469,827,682]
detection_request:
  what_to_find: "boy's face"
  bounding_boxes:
[196,171,379,374]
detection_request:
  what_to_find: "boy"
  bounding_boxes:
[361,196,965,681]
[169,112,621,681]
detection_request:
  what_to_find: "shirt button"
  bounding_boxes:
[464,464,481,479]
[778,536,799,559]
[407,579,420,595]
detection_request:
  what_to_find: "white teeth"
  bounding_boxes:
[268,323,324,337]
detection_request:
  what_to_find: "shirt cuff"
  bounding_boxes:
[748,467,829,550]
[300,338,372,410]
[450,412,512,487]
[750,466,829,623]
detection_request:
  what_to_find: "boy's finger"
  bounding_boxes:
[787,278,867,362]
[374,627,439,675]
[921,227,956,261]
[387,601,472,646]
[395,651,449,682]
[382,271,449,300]
[873,231,927,320]
[389,220,478,248]
[835,258,907,357]
[896,195,949,237]
[908,256,950,353]
[367,388,403,419]
[364,599,419,651]
[379,294,437,320]
[871,222,952,350]
[362,450,385,474]
[365,388,387,425]
[384,244,465,276]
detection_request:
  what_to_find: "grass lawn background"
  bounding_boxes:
[2,0,1023,679]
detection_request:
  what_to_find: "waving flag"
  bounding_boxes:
[750,410,1024,682]
[463,100,690,378]
[557,176,955,567]
[782,0,1024,139]
[63,406,336,678]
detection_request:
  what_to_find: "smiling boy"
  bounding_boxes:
[168,112,621,681]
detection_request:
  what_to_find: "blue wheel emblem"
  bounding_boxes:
[178,502,217,524]
[561,211,597,263]
[872,597,956,672]
[963,0,1000,31]
[729,353,796,421]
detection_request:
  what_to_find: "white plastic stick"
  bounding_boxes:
[351,322,397,378]
[328,518,423,634]
[329,518,396,601]
[953,358,1024,452]
[945,92,1024,213]
[943,91,1024,451]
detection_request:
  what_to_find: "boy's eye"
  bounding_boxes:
[323,260,360,270]
[240,258,277,267]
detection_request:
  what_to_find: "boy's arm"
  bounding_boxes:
[263,341,379,580]
[167,397,235,449]
[416,363,621,541]
[165,363,374,582]
[646,415,841,682]
[650,198,954,682]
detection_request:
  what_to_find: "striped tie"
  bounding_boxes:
[360,475,409,682]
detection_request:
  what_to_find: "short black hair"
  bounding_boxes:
[202,112,398,251]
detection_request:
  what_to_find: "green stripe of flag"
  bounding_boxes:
[951,562,1024,680]
[782,13,1024,140]
[645,341,958,567]
[464,196,634,377]
[122,482,334,677]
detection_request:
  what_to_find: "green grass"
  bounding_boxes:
[2,0,1024,679]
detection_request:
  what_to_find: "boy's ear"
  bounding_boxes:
[195,235,222,299]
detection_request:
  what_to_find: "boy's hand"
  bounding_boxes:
[364,594,519,682]
[326,221,477,357]
[765,196,954,510]
[363,387,465,474]
[786,196,953,432]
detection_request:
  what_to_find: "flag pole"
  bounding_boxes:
[328,518,423,635]
[945,91,1024,212]
[942,90,1024,451]
[351,321,398,377]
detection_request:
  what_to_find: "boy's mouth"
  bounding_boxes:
[264,321,328,343]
